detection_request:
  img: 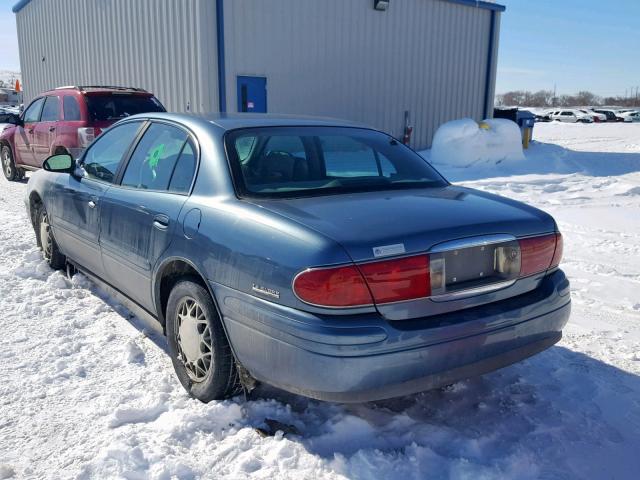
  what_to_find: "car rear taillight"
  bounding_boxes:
[294,233,563,309]
[293,265,373,307]
[358,255,430,304]
[519,233,562,276]
[550,232,563,268]
[293,255,431,308]
[77,127,103,148]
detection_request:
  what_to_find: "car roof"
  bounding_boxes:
[42,85,151,95]
[126,112,372,131]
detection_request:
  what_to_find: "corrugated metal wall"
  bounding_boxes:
[16,0,218,113]
[16,0,500,149]
[223,0,499,148]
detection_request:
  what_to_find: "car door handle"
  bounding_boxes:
[49,126,56,132]
[153,215,169,230]
[27,128,34,134]
[88,200,97,209]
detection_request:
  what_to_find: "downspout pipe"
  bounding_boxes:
[483,10,496,119]
[216,0,227,113]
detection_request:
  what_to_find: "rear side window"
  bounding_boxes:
[121,123,189,191]
[40,96,60,122]
[86,95,165,121]
[168,141,197,194]
[83,122,142,183]
[63,96,81,121]
[235,135,257,162]
[23,98,45,123]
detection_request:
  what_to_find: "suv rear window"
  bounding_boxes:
[225,126,448,198]
[85,94,165,121]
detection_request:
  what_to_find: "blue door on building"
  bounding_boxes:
[237,76,267,113]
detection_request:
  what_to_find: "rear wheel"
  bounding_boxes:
[1,145,23,182]
[36,204,66,270]
[166,279,239,402]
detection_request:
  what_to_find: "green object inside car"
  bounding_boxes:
[147,143,165,178]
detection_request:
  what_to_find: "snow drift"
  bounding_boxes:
[430,118,525,168]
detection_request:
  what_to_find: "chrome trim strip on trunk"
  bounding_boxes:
[429,279,517,302]
[429,234,517,253]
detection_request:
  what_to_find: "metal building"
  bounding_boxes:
[13,0,504,148]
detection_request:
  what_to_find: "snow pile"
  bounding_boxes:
[1,123,640,478]
[430,118,525,168]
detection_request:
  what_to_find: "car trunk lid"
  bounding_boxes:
[252,186,558,319]
[250,186,556,262]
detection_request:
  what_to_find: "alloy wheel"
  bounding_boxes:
[175,297,213,382]
[2,149,13,178]
[40,212,53,261]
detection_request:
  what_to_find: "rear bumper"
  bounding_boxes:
[212,269,571,402]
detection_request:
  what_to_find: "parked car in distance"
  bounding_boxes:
[620,111,640,122]
[26,113,571,403]
[549,109,593,123]
[578,109,606,122]
[0,111,19,134]
[0,105,21,115]
[0,85,165,181]
[616,109,639,122]
[592,109,623,122]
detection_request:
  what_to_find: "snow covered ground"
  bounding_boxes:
[1,122,639,479]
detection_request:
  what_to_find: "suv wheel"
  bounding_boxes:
[2,145,23,182]
[166,278,240,402]
[36,204,66,270]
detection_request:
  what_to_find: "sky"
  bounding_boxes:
[496,0,640,97]
[0,1,19,71]
[0,0,639,97]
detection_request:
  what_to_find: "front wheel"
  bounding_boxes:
[36,205,66,270]
[1,145,23,182]
[166,279,240,402]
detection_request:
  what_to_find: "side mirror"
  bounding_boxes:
[43,154,74,174]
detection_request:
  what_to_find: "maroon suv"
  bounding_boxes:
[0,86,165,181]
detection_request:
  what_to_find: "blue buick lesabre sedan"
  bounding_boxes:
[25,113,570,403]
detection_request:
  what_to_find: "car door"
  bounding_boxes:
[560,111,575,122]
[14,97,44,167]
[34,95,60,165]
[99,121,197,311]
[48,120,145,277]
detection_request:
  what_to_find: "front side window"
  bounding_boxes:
[225,127,447,198]
[121,123,189,191]
[63,96,81,121]
[23,98,45,123]
[40,96,60,122]
[82,122,142,183]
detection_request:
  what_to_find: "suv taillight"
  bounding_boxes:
[293,233,563,309]
[77,127,103,148]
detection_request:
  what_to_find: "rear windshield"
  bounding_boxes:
[225,126,448,198]
[86,94,165,121]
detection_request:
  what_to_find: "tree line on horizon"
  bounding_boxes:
[496,90,640,108]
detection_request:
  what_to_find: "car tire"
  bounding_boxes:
[1,145,23,182]
[166,278,240,402]
[36,204,66,270]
